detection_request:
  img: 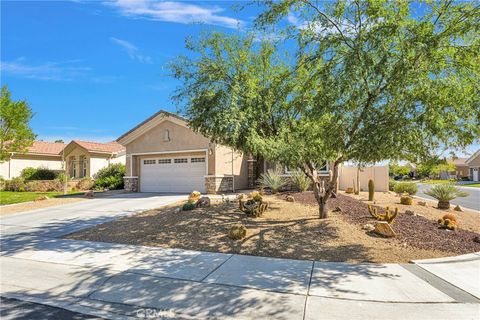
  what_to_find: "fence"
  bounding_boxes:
[338,165,389,192]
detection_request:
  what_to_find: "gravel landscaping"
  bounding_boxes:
[65,191,479,263]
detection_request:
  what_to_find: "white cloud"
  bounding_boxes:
[105,0,243,29]
[110,37,153,64]
[0,59,91,81]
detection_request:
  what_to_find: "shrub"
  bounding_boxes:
[258,169,286,194]
[389,179,397,191]
[0,176,5,191]
[94,163,125,190]
[228,225,247,240]
[25,180,42,192]
[400,194,413,205]
[425,184,469,209]
[182,201,196,211]
[77,177,94,190]
[21,167,57,180]
[393,182,418,195]
[4,177,26,192]
[290,169,310,192]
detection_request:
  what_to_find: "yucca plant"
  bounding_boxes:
[258,169,286,194]
[290,169,311,192]
[425,184,469,209]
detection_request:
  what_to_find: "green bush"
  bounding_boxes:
[4,177,26,192]
[393,182,418,195]
[21,167,57,180]
[182,201,196,211]
[0,176,5,191]
[389,180,397,191]
[258,169,286,194]
[77,177,94,190]
[290,169,310,192]
[94,163,125,190]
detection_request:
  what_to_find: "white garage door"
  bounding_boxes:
[140,156,206,193]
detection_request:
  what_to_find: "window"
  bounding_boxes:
[81,157,87,178]
[158,159,171,164]
[144,159,156,165]
[174,158,188,164]
[191,157,205,163]
[163,129,170,142]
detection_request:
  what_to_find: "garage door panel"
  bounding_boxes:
[140,157,206,193]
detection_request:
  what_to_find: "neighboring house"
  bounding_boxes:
[447,157,469,179]
[117,110,249,193]
[466,150,480,182]
[63,140,126,179]
[0,141,65,179]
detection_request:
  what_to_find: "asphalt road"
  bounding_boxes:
[416,183,480,211]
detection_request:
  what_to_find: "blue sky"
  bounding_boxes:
[1,0,256,142]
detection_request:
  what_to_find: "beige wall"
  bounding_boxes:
[338,165,389,192]
[0,155,63,179]
[214,144,249,189]
[453,165,469,178]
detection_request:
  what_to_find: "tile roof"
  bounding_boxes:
[27,141,65,155]
[73,140,125,154]
[449,158,468,166]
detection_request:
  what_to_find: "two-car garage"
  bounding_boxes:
[139,155,207,193]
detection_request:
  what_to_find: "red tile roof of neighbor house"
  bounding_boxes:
[26,141,66,155]
[73,140,125,154]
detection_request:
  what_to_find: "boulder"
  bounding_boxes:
[417,201,427,207]
[35,195,49,201]
[373,222,396,238]
[285,195,295,202]
[362,223,375,232]
[196,196,211,208]
[333,206,342,212]
[174,208,181,214]
[453,205,464,212]
[405,210,415,216]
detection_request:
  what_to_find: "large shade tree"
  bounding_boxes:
[171,1,480,218]
[0,86,36,162]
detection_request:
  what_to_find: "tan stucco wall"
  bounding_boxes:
[0,155,63,179]
[64,147,124,179]
[124,120,213,176]
[214,144,249,190]
[468,152,480,167]
[453,165,469,178]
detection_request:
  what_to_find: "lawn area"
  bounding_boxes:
[421,179,454,184]
[462,183,480,187]
[66,192,480,263]
[0,191,80,205]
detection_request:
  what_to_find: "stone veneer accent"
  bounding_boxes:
[123,176,138,192]
[205,176,234,194]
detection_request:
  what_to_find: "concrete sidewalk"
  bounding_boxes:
[1,193,479,319]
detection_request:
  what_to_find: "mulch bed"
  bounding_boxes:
[281,192,480,254]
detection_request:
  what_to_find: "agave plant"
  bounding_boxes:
[258,169,286,194]
[290,169,311,192]
[424,184,469,209]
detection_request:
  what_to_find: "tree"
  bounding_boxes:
[54,139,64,143]
[0,86,36,161]
[171,1,480,218]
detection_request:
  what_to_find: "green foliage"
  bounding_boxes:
[290,169,310,192]
[182,201,196,211]
[258,169,286,193]
[425,184,469,202]
[389,180,397,192]
[393,182,418,195]
[77,177,94,190]
[94,163,125,190]
[430,162,456,178]
[389,162,411,177]
[4,177,26,192]
[368,179,375,201]
[0,86,36,161]
[171,1,480,217]
[21,167,57,180]
[0,176,5,191]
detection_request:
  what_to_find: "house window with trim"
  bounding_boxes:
[69,157,76,179]
[81,156,87,178]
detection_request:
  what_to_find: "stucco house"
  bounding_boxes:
[0,141,65,179]
[117,110,340,194]
[447,157,469,179]
[63,140,125,179]
[466,150,480,182]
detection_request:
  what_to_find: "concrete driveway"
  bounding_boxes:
[1,192,479,319]
[416,183,480,211]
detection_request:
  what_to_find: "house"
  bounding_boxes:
[62,140,126,179]
[0,141,65,179]
[447,157,469,179]
[117,110,249,193]
[466,150,480,182]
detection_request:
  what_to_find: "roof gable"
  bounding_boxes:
[466,149,480,165]
[63,140,125,155]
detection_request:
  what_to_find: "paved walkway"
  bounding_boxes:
[1,193,479,319]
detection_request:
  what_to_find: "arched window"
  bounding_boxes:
[163,129,170,142]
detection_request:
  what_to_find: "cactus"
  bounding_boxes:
[400,194,413,205]
[368,205,398,224]
[228,225,247,240]
[239,191,268,217]
[368,179,375,201]
[438,213,458,230]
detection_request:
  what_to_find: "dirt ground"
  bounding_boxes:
[345,191,480,233]
[0,198,85,216]
[65,194,477,263]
